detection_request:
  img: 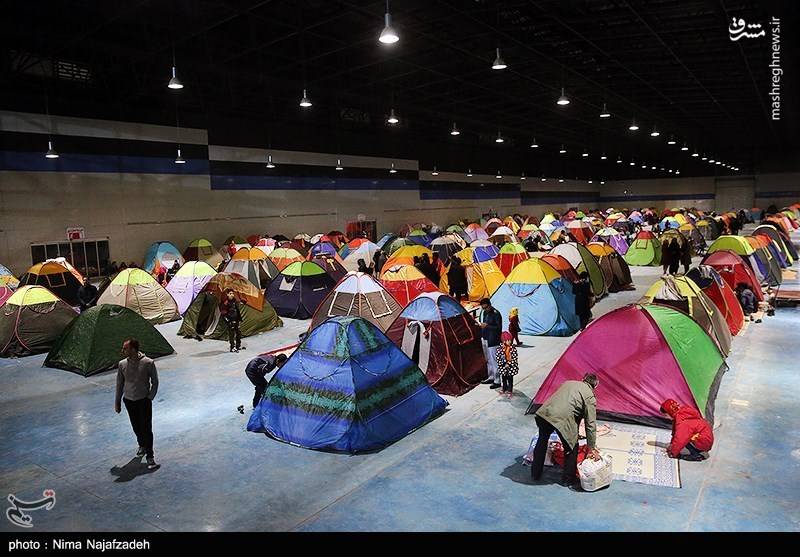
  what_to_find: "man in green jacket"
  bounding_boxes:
[530,374,601,486]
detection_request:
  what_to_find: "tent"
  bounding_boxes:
[0,264,19,289]
[383,245,434,271]
[0,286,77,357]
[0,286,13,306]
[143,241,184,274]
[247,316,447,453]
[341,241,380,272]
[385,237,416,256]
[565,220,594,244]
[380,265,440,307]
[586,242,634,292]
[702,250,764,302]
[754,224,797,262]
[309,255,348,282]
[591,227,629,255]
[339,238,372,259]
[266,261,336,319]
[183,239,224,269]
[439,247,504,302]
[44,304,174,376]
[490,258,580,336]
[165,261,217,314]
[489,226,518,244]
[309,272,402,332]
[687,266,745,336]
[203,272,265,311]
[527,304,727,428]
[696,219,721,241]
[707,235,755,257]
[386,293,487,396]
[19,260,84,306]
[746,236,784,285]
[376,233,398,250]
[178,291,282,341]
[429,234,466,266]
[641,275,732,356]
[464,223,489,242]
[267,248,305,272]
[494,242,529,275]
[96,268,180,324]
[406,229,432,246]
[224,247,279,289]
[624,230,662,266]
[540,254,580,283]
[679,224,707,255]
[550,243,607,298]
[517,223,539,240]
[309,241,339,259]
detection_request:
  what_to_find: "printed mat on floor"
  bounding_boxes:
[523,420,681,488]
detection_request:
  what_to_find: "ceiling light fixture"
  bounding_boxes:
[557,87,570,106]
[335,158,344,171]
[616,156,622,164]
[467,169,473,177]
[582,149,589,158]
[558,177,564,183]
[450,122,460,136]
[667,136,677,145]
[45,139,59,159]
[299,89,312,108]
[520,172,526,181]
[378,1,399,44]
[691,150,699,157]
[387,108,399,124]
[431,165,439,176]
[495,171,502,179]
[681,142,689,151]
[600,153,607,160]
[168,65,183,90]
[491,47,507,70]
[389,162,397,173]
[628,119,639,131]
[599,103,611,118]
[650,126,660,137]
[495,131,504,143]
[540,176,547,182]
[629,158,635,166]
[530,138,539,148]
[701,154,708,161]
[174,147,186,164]
[266,154,275,169]
[559,144,566,154]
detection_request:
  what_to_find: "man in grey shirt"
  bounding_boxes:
[115,338,159,469]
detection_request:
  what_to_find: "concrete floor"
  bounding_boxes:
[2,231,799,532]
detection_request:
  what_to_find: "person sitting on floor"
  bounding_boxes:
[660,398,713,461]
[735,282,759,321]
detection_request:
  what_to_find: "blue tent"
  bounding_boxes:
[247,316,447,453]
[143,241,184,273]
[309,242,338,258]
[490,258,580,336]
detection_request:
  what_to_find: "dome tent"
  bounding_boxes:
[490,258,579,336]
[528,304,727,428]
[183,238,224,269]
[0,263,20,289]
[385,293,487,396]
[178,290,282,341]
[266,261,336,319]
[550,242,607,298]
[0,286,77,357]
[19,260,84,306]
[586,242,634,293]
[143,241,184,274]
[439,246,505,302]
[640,275,732,356]
[224,247,279,289]
[165,261,217,314]
[96,269,179,324]
[247,316,447,453]
[379,265,439,307]
[309,272,402,332]
[624,230,662,266]
[44,305,174,376]
[687,266,745,336]
[702,250,764,302]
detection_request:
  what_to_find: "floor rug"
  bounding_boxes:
[523,421,681,488]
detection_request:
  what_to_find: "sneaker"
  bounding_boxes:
[489,383,502,390]
[481,379,494,385]
[146,458,159,470]
[136,447,146,457]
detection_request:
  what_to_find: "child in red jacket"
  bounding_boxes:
[660,399,714,461]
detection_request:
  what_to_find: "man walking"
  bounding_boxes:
[115,338,159,470]
[478,298,503,389]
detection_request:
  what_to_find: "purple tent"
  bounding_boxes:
[165,261,217,314]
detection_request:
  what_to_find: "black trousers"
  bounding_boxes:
[252,378,268,408]
[531,416,578,482]
[226,320,241,349]
[123,398,153,459]
[501,374,514,392]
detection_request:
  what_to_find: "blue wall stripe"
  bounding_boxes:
[419,189,519,200]
[210,175,418,190]
[0,151,209,174]
[598,193,715,202]
[755,190,800,198]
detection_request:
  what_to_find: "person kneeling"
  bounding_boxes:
[660,399,713,461]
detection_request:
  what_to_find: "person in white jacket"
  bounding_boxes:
[115,338,159,470]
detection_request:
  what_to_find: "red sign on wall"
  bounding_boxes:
[66,227,85,241]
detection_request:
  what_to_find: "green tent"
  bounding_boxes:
[624,231,662,266]
[44,304,174,376]
[178,291,282,340]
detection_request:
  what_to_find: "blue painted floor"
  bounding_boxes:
[2,230,799,532]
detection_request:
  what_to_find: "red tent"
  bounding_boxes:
[541,255,580,283]
[385,293,487,396]
[380,265,439,307]
[702,250,763,301]
[687,266,745,336]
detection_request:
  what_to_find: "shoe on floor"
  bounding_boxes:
[146,458,159,470]
[481,379,494,385]
[136,446,146,457]
[239,346,246,350]
[489,383,502,390]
